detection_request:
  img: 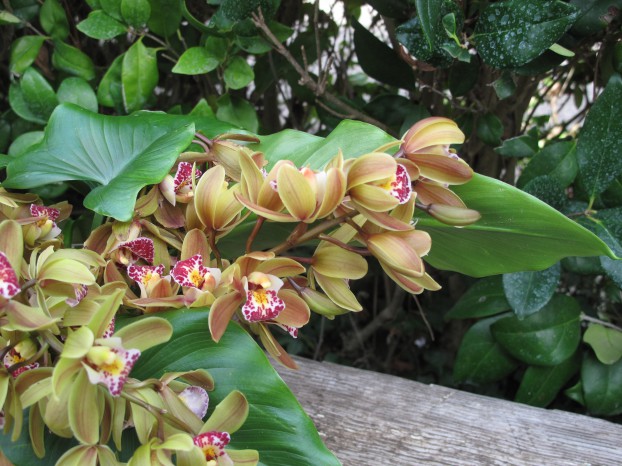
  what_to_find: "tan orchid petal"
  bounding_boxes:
[313,246,367,279]
[153,201,185,229]
[200,390,249,434]
[353,202,413,231]
[215,185,244,230]
[366,232,425,277]
[325,149,344,170]
[256,257,305,277]
[184,200,204,231]
[131,295,190,309]
[391,195,416,224]
[212,140,246,181]
[428,204,482,226]
[414,181,466,208]
[299,286,349,318]
[239,149,265,203]
[349,184,400,212]
[182,229,210,261]
[209,292,244,342]
[0,220,23,272]
[402,117,465,153]
[316,167,347,219]
[276,164,316,221]
[408,152,473,184]
[114,317,173,352]
[403,229,432,257]
[313,272,362,311]
[134,185,160,217]
[346,152,396,189]
[195,164,226,231]
[398,158,421,181]
[256,324,298,369]
[159,175,177,206]
[276,289,310,327]
[245,251,275,261]
[4,301,60,331]
[227,449,260,465]
[380,263,424,294]
[69,371,101,445]
[235,193,297,222]
[38,259,96,285]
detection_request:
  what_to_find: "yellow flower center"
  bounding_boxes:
[189,269,204,288]
[202,445,218,460]
[100,357,124,376]
[252,290,269,306]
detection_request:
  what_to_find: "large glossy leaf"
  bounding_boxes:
[3,104,195,221]
[130,309,340,466]
[445,276,510,320]
[502,262,560,318]
[584,324,622,365]
[581,353,622,416]
[417,174,615,276]
[576,76,622,199]
[491,294,582,366]
[473,0,579,68]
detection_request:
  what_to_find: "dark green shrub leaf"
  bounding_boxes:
[39,0,69,39]
[0,10,22,24]
[97,53,124,109]
[492,72,516,99]
[570,0,622,37]
[216,94,258,133]
[502,263,560,318]
[522,175,567,210]
[101,0,122,21]
[576,75,622,198]
[476,113,503,146]
[9,35,47,75]
[223,56,254,90]
[57,77,98,112]
[473,0,579,68]
[448,57,479,97]
[11,0,40,22]
[122,38,158,113]
[172,47,221,75]
[3,104,196,221]
[77,10,127,39]
[584,324,622,365]
[495,132,539,158]
[446,276,510,319]
[517,141,577,188]
[121,0,150,27]
[9,67,58,125]
[561,256,603,275]
[353,20,415,89]
[515,351,580,407]
[564,380,585,406]
[52,41,96,81]
[580,213,622,287]
[581,353,622,415]
[491,294,581,366]
[147,0,181,36]
[454,315,518,384]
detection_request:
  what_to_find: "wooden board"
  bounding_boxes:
[276,357,622,465]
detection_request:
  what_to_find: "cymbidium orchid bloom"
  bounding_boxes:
[0,251,20,300]
[25,204,62,243]
[179,386,209,419]
[83,338,140,396]
[110,237,155,266]
[193,431,233,466]
[3,339,39,377]
[172,254,221,293]
[128,264,166,294]
[159,161,203,206]
[241,271,285,322]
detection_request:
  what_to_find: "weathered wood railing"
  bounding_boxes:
[277,357,622,465]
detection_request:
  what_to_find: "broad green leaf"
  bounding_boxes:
[492,72,516,99]
[453,315,518,384]
[77,10,127,39]
[578,212,622,287]
[52,41,96,81]
[515,351,580,407]
[502,262,560,318]
[522,175,567,210]
[9,35,47,75]
[172,47,220,75]
[121,0,151,27]
[517,141,577,189]
[97,53,124,110]
[445,276,510,319]
[40,0,69,39]
[147,0,182,36]
[581,353,622,415]
[57,77,98,112]
[491,294,581,366]
[101,0,123,20]
[584,324,622,365]
[476,113,503,146]
[417,174,616,276]
[122,38,158,113]
[129,309,340,466]
[3,104,195,221]
[0,10,22,24]
[570,0,622,36]
[9,67,58,125]
[223,56,254,90]
[10,0,40,22]
[473,0,579,68]
[353,20,415,89]
[495,132,539,158]
[8,131,44,157]
[448,57,479,97]
[216,94,258,133]
[576,76,622,198]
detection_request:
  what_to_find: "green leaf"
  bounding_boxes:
[473,0,579,68]
[9,67,58,125]
[492,72,516,100]
[570,0,622,37]
[445,276,510,319]
[353,20,415,89]
[40,0,69,39]
[129,309,340,466]
[223,56,254,90]
[9,35,47,75]
[216,94,258,133]
[476,113,503,146]
[121,0,151,27]
[578,212,622,287]
[147,0,182,36]
[495,132,539,158]
[101,0,122,20]
[417,174,616,277]
[77,10,127,39]
[491,294,582,366]
[515,351,580,407]
[52,41,96,81]
[0,10,22,24]
[3,104,195,221]
[581,353,622,415]
[576,76,622,198]
[448,57,479,97]
[172,47,221,75]
[453,315,518,384]
[122,38,158,113]
[584,324,622,365]
[502,262,560,318]
[8,131,44,157]
[517,141,577,189]
[57,77,98,112]
[97,53,124,110]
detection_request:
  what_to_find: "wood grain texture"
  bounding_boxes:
[277,357,622,466]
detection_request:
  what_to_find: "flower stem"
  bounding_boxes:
[121,391,195,434]
[246,216,265,253]
[581,314,622,332]
[317,234,372,256]
[209,233,223,269]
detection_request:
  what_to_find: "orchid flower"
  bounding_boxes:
[3,339,39,377]
[0,251,20,300]
[159,161,203,206]
[83,337,141,396]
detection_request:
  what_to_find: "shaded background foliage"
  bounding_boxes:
[2,0,622,422]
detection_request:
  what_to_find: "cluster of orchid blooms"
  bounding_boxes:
[0,117,478,464]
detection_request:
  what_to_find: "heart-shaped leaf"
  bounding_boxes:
[3,104,195,221]
[491,294,581,366]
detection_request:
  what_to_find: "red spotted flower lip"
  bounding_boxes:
[389,164,412,204]
[171,254,221,291]
[193,431,231,461]
[242,272,285,322]
[0,251,20,299]
[174,162,202,193]
[117,237,155,264]
[30,204,60,222]
[127,264,165,285]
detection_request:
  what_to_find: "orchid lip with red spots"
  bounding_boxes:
[0,251,20,299]
[84,343,140,396]
[3,347,39,377]
[389,164,412,204]
[127,264,165,285]
[193,431,231,461]
[117,237,155,264]
[30,204,60,222]
[171,254,221,291]
[173,162,202,193]
[241,273,285,322]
